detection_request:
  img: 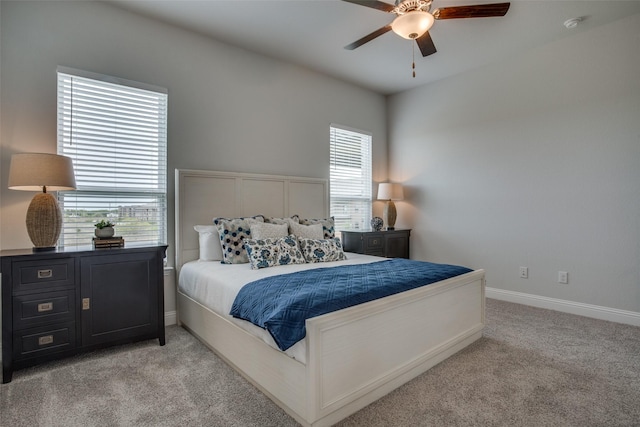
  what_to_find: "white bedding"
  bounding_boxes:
[178,252,384,364]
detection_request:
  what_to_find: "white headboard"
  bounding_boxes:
[175,169,329,272]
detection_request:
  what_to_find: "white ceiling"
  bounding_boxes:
[110,0,640,95]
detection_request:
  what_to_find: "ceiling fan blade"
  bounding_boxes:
[344,25,392,50]
[416,31,437,57]
[341,0,395,13]
[433,2,510,20]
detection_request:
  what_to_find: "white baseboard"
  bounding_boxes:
[486,287,640,327]
[163,267,176,326]
[165,310,177,326]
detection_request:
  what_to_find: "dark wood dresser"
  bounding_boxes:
[1,244,167,383]
[341,229,411,259]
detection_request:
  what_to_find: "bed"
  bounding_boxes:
[175,169,485,427]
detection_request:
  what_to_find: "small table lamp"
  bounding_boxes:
[377,183,404,230]
[8,153,76,251]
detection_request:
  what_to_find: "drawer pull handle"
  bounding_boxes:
[37,269,53,279]
[38,335,54,346]
[372,239,379,245]
[37,302,53,312]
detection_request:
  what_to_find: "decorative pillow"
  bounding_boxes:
[194,225,222,261]
[265,215,299,225]
[244,235,306,269]
[250,222,289,240]
[214,216,265,264]
[299,217,335,239]
[298,237,347,263]
[289,222,324,240]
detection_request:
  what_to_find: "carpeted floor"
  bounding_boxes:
[1,299,639,426]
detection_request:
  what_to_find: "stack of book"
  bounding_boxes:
[93,236,125,248]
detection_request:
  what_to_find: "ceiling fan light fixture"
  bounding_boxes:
[391,11,435,40]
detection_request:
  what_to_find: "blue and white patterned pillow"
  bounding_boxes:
[244,235,306,269]
[214,215,265,264]
[298,237,347,263]
[299,217,335,239]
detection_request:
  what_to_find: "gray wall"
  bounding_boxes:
[3,1,638,315]
[0,1,388,263]
[388,14,640,312]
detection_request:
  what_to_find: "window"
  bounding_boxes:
[57,68,168,247]
[329,124,372,232]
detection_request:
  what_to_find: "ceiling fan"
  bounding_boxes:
[343,0,510,57]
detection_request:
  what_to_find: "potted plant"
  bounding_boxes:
[94,220,115,238]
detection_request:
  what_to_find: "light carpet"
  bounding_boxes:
[1,299,639,426]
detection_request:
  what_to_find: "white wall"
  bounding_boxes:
[388,14,640,313]
[0,1,388,262]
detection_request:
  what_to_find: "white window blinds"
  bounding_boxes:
[57,68,168,247]
[330,124,372,232]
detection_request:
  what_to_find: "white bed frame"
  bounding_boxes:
[175,169,485,427]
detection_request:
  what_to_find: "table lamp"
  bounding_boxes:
[377,183,404,230]
[8,153,76,251]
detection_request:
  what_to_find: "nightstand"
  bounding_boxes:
[341,229,411,259]
[1,244,167,383]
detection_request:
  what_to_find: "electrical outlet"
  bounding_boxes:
[519,267,528,279]
[558,271,568,284]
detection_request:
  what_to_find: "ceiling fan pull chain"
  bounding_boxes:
[412,42,416,78]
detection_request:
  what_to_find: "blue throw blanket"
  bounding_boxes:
[230,259,473,351]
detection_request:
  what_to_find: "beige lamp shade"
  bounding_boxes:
[8,153,76,250]
[8,153,76,191]
[377,183,404,201]
[377,183,404,230]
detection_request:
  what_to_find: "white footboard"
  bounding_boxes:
[178,270,484,427]
[305,269,485,426]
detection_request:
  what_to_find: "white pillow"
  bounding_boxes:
[194,225,222,261]
[289,222,324,240]
[250,222,289,240]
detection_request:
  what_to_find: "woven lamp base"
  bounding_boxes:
[26,192,63,250]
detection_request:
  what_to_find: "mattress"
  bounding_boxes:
[178,252,384,364]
